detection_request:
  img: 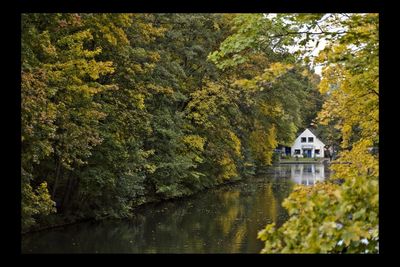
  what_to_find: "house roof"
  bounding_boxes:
[297,128,326,146]
[310,129,328,145]
[278,128,328,148]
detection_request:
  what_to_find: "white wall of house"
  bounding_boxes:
[291,128,325,158]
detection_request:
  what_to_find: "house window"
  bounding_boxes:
[315,149,320,155]
[294,149,301,155]
[301,137,306,143]
[308,137,314,142]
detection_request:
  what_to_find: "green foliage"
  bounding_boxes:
[22,169,56,232]
[258,148,378,253]
[208,14,296,70]
[21,13,324,233]
[272,152,280,163]
[258,13,379,254]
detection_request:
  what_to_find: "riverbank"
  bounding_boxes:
[22,164,303,253]
[22,162,329,236]
[22,171,256,235]
[279,158,329,164]
[22,163,331,253]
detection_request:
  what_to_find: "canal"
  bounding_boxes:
[21,163,329,253]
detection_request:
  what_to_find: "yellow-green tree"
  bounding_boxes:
[258,13,379,253]
[21,13,327,234]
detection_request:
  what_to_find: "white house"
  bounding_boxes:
[291,128,325,158]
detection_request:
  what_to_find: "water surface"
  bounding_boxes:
[22,163,329,253]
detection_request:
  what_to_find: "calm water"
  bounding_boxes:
[21,163,329,254]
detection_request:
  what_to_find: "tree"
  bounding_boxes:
[21,13,332,235]
[22,13,115,230]
[258,13,379,253]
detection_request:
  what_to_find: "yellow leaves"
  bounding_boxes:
[331,139,378,181]
[318,77,330,95]
[316,108,330,126]
[258,13,379,254]
[319,221,337,235]
[132,15,167,43]
[143,164,157,174]
[259,181,347,253]
[232,78,258,91]
[249,129,266,163]
[148,51,161,63]
[182,135,206,152]
[316,14,378,155]
[268,62,294,76]
[57,30,99,59]
[117,13,134,27]
[333,189,342,201]
[188,112,203,125]
[249,124,277,165]
[46,59,114,95]
[317,61,378,150]
[258,62,293,86]
[103,31,122,46]
[35,182,56,213]
[138,149,155,158]
[258,223,276,241]
[218,152,238,181]
[300,68,310,78]
[259,102,284,117]
[43,28,115,90]
[341,227,361,246]
[267,124,278,149]
[87,14,134,46]
[22,181,56,231]
[341,124,352,148]
[331,43,348,58]
[132,93,146,110]
[318,65,345,94]
[232,62,293,92]
[227,130,241,157]
[147,84,174,95]
[315,48,328,64]
[185,82,227,127]
[283,182,340,214]
[38,31,57,57]
[87,60,115,80]
[348,14,379,43]
[64,29,94,44]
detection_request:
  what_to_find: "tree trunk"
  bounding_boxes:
[61,173,74,212]
[51,160,61,200]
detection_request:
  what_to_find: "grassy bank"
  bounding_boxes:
[279,157,325,164]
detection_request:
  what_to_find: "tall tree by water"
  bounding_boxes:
[21,13,325,238]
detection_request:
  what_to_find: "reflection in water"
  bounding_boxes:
[273,163,328,185]
[22,164,329,254]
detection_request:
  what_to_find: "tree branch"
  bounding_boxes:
[270,30,347,39]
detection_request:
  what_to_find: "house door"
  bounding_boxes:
[285,147,291,156]
[304,149,312,158]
